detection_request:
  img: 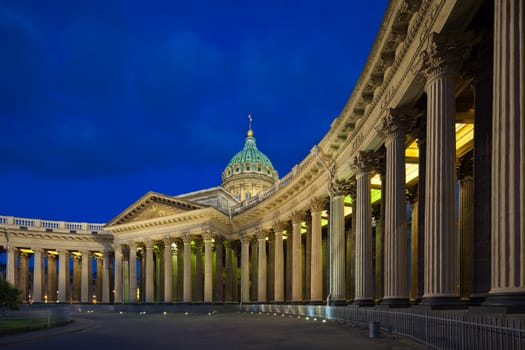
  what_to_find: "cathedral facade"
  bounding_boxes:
[1,0,524,313]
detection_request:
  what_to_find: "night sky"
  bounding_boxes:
[0,0,389,223]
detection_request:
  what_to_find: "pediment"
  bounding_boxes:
[106,192,204,226]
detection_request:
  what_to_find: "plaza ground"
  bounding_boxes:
[0,310,423,349]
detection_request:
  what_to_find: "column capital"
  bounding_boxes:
[57,249,70,256]
[32,247,44,255]
[143,239,155,249]
[418,31,473,82]
[181,233,192,244]
[163,236,174,246]
[352,150,376,175]
[194,237,203,248]
[376,108,407,141]
[128,241,137,249]
[240,233,252,245]
[201,230,215,241]
[255,229,267,240]
[272,221,285,233]
[348,178,357,199]
[405,185,418,204]
[290,210,304,225]
[310,196,326,213]
[457,155,474,180]
[329,178,351,197]
[113,243,123,252]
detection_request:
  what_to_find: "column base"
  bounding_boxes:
[353,299,374,307]
[419,296,465,310]
[331,299,347,306]
[468,293,488,306]
[379,298,410,308]
[307,300,325,305]
[483,292,525,313]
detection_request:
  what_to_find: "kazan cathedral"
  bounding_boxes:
[1,0,524,335]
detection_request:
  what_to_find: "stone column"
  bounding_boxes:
[215,236,224,303]
[182,234,192,303]
[458,157,474,300]
[102,250,111,303]
[224,240,233,302]
[175,240,184,302]
[164,238,173,303]
[5,246,17,286]
[32,248,43,302]
[470,34,493,305]
[18,252,29,302]
[377,109,409,306]
[310,197,325,303]
[411,116,426,302]
[48,254,58,302]
[58,250,69,303]
[240,234,251,303]
[128,242,137,303]
[273,222,285,303]
[256,229,267,303]
[329,180,349,305]
[143,240,154,303]
[406,186,419,301]
[113,244,122,303]
[95,256,103,303]
[203,231,214,303]
[353,151,375,306]
[249,237,258,301]
[81,250,90,303]
[488,0,525,308]
[194,238,204,302]
[232,242,239,302]
[304,213,312,302]
[349,183,357,302]
[72,255,81,302]
[291,210,303,302]
[267,233,275,302]
[419,32,468,306]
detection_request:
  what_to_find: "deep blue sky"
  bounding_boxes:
[0,0,389,223]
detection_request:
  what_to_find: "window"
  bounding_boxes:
[246,192,251,199]
[235,194,241,200]
[246,166,250,171]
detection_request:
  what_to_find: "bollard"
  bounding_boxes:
[369,321,380,338]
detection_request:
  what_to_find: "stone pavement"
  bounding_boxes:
[0,310,423,349]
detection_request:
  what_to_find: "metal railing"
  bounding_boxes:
[241,304,525,350]
[0,306,71,335]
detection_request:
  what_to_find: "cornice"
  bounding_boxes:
[107,207,230,234]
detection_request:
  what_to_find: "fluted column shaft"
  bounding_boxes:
[420,33,465,304]
[257,231,267,302]
[458,170,474,299]
[6,246,16,286]
[241,235,251,303]
[183,235,192,303]
[215,236,224,302]
[58,250,68,303]
[489,0,525,306]
[32,249,43,302]
[203,235,213,303]
[18,253,29,301]
[310,199,324,303]
[379,111,408,305]
[291,212,303,302]
[128,243,137,303]
[144,241,154,303]
[273,224,284,302]
[330,180,348,305]
[81,251,90,303]
[114,245,122,303]
[354,152,374,305]
[102,251,110,303]
[164,240,173,303]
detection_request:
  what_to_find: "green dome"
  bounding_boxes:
[222,133,278,182]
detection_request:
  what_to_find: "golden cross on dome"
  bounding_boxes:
[247,114,254,137]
